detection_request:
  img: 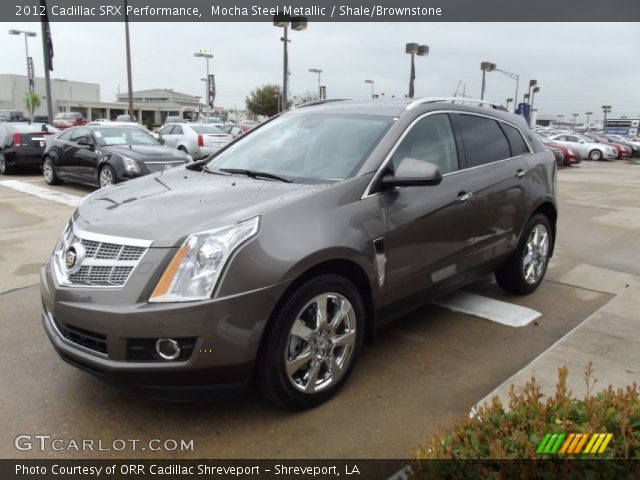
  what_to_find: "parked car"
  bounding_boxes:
[155,123,233,159]
[32,115,51,124]
[0,110,28,123]
[0,123,57,174]
[582,133,630,159]
[239,120,259,128]
[547,133,617,160]
[605,134,640,157]
[163,115,185,125]
[52,112,88,129]
[202,116,223,126]
[219,124,252,139]
[115,114,137,123]
[535,133,581,167]
[41,125,191,188]
[41,98,557,409]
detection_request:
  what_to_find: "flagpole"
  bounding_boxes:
[40,0,53,124]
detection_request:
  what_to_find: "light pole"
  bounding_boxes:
[602,105,612,130]
[527,79,537,103]
[523,93,530,105]
[194,50,213,121]
[529,86,540,126]
[572,113,579,130]
[506,98,513,111]
[406,43,428,99]
[59,79,68,112]
[123,0,134,121]
[494,67,519,113]
[480,62,496,100]
[557,114,564,127]
[274,15,307,111]
[308,68,322,99]
[9,29,37,119]
[585,111,593,131]
[364,79,374,99]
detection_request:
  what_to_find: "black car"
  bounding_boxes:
[0,123,56,174]
[0,109,28,122]
[42,125,192,188]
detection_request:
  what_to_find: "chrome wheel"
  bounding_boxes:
[43,159,54,183]
[589,149,602,161]
[522,224,549,284]
[285,293,357,394]
[99,167,114,188]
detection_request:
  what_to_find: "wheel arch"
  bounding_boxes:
[530,201,557,256]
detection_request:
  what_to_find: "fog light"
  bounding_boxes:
[155,338,181,360]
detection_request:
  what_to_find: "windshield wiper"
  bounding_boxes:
[219,168,293,183]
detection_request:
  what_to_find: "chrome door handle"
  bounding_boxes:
[457,191,473,202]
[516,169,526,179]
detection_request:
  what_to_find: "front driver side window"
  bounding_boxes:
[391,114,459,175]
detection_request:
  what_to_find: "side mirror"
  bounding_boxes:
[77,136,94,148]
[381,158,443,188]
[157,135,165,145]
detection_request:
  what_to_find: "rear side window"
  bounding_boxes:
[501,123,530,156]
[391,114,459,174]
[173,126,184,135]
[456,114,511,167]
[57,130,73,140]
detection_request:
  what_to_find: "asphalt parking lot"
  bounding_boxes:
[1,160,638,459]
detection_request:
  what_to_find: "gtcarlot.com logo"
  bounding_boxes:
[536,432,613,455]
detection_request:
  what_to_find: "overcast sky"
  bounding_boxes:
[2,21,639,120]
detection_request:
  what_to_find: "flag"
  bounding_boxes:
[41,0,54,71]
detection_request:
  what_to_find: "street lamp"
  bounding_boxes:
[505,98,513,111]
[523,93,530,104]
[274,14,307,111]
[585,112,593,131]
[557,114,564,127]
[364,79,375,99]
[308,68,323,99]
[194,50,214,121]
[479,62,496,100]
[527,79,537,103]
[530,86,540,126]
[601,105,612,130]
[59,79,68,112]
[9,29,37,119]
[572,113,579,129]
[406,43,428,99]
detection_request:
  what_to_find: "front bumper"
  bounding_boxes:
[40,259,289,398]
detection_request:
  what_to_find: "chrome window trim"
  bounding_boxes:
[361,109,533,199]
[45,310,108,359]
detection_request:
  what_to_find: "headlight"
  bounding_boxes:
[122,155,140,173]
[567,149,575,155]
[149,216,260,303]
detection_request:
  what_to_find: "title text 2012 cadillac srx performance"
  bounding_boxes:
[41,98,557,409]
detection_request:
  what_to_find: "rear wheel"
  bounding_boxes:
[0,152,13,175]
[258,274,365,409]
[495,214,553,295]
[99,165,117,188]
[43,157,61,185]
[589,149,602,161]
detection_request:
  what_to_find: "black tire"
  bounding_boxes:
[588,149,602,161]
[98,165,117,188]
[42,157,61,185]
[258,274,365,410]
[495,214,553,295]
[0,151,13,175]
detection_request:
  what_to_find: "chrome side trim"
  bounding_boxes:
[45,310,108,359]
[361,109,534,199]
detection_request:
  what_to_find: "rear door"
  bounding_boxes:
[450,113,530,273]
[382,113,479,311]
[158,125,177,147]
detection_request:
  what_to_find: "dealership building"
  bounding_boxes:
[0,74,202,125]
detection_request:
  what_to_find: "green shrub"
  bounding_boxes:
[418,364,639,459]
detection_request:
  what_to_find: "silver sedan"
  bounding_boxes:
[155,123,233,160]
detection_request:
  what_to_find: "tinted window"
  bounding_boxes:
[457,114,511,167]
[502,124,530,156]
[70,128,90,142]
[391,114,459,174]
[57,130,74,140]
[158,126,174,135]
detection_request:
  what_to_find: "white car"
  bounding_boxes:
[155,123,233,159]
[547,133,617,161]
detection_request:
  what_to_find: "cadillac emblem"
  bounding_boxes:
[64,243,85,274]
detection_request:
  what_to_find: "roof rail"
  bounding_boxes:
[406,96,507,111]
[293,99,350,109]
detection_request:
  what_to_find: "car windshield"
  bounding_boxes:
[207,113,392,183]
[192,125,225,134]
[92,127,159,146]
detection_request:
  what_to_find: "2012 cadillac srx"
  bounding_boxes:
[41,98,557,409]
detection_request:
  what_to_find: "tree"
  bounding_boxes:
[245,84,282,118]
[23,91,41,117]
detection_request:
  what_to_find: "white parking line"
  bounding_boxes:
[432,291,541,327]
[0,180,83,208]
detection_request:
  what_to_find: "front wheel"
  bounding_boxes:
[495,214,553,295]
[258,274,365,409]
[43,157,61,185]
[589,149,603,161]
[99,165,117,188]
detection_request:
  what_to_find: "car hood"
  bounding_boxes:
[101,144,188,162]
[74,167,328,247]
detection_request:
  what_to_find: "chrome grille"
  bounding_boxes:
[54,224,151,288]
